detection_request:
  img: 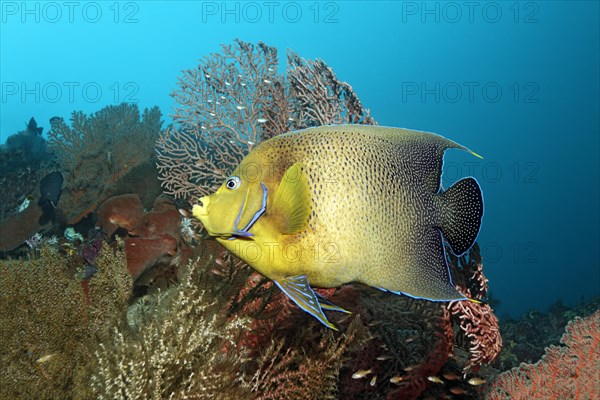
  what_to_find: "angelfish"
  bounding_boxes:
[192,125,484,329]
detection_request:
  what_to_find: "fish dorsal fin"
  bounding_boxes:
[274,276,338,330]
[387,128,481,193]
[421,143,481,193]
[271,163,311,235]
[410,138,461,193]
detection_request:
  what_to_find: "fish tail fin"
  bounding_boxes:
[434,177,483,256]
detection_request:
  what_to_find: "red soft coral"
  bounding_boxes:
[485,310,600,400]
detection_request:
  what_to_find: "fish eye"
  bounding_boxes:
[226,176,241,190]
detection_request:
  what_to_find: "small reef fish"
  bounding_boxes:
[449,387,468,395]
[28,117,43,135]
[38,171,64,225]
[405,336,418,343]
[39,171,63,208]
[442,372,460,381]
[192,125,484,329]
[390,375,404,384]
[427,376,444,384]
[351,369,372,379]
[467,377,487,386]
[36,353,57,363]
[16,195,34,213]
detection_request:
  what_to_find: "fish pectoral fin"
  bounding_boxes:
[271,163,311,235]
[315,292,351,314]
[274,276,338,330]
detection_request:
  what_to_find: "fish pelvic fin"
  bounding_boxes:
[274,276,339,330]
[434,177,483,256]
[271,163,311,235]
[315,292,351,314]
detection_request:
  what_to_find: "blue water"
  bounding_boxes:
[1,1,598,318]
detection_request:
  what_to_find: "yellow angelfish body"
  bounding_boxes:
[192,125,484,329]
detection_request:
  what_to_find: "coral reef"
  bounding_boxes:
[0,245,131,400]
[97,193,192,282]
[96,193,145,238]
[89,254,250,399]
[156,39,375,203]
[448,244,502,374]
[287,52,376,127]
[48,103,163,224]
[0,117,52,223]
[492,297,600,372]
[0,200,47,252]
[0,117,49,169]
[154,39,502,400]
[1,232,594,400]
[251,317,369,400]
[0,40,521,400]
[336,289,455,400]
[157,40,284,201]
[485,310,600,400]
[212,245,500,400]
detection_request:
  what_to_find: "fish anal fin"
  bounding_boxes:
[271,163,311,235]
[385,228,465,301]
[274,276,338,330]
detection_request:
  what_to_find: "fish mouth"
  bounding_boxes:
[192,199,247,240]
[193,183,267,241]
[192,197,209,218]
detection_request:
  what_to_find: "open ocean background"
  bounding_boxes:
[1,0,598,318]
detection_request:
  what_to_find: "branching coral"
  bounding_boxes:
[0,244,131,400]
[251,317,369,400]
[89,253,251,400]
[449,300,502,374]
[327,244,501,400]
[495,297,600,372]
[334,289,455,400]
[181,240,373,400]
[484,310,600,400]
[287,52,376,127]
[48,103,163,223]
[157,40,285,200]
[156,39,375,203]
[85,241,133,340]
[448,243,502,374]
